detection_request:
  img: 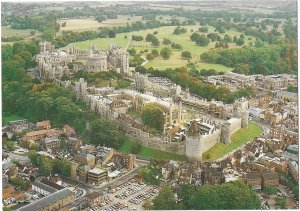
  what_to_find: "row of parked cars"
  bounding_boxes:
[104,202,128,211]
[129,188,159,205]
[115,183,147,199]
[111,181,131,193]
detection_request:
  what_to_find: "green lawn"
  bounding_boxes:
[118,138,187,161]
[203,122,262,161]
[3,114,26,125]
[73,24,251,71]
[74,35,129,49]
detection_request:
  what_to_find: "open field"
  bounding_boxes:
[75,35,129,49]
[57,16,143,33]
[1,27,37,38]
[74,24,254,71]
[118,139,187,161]
[3,114,25,125]
[203,122,262,161]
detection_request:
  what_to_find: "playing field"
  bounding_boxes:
[118,138,187,161]
[203,122,262,161]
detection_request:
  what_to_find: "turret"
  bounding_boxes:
[221,122,231,144]
[241,110,249,128]
[185,121,203,162]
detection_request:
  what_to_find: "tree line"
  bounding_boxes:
[200,44,297,75]
[150,181,260,210]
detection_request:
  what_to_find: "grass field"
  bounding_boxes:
[3,114,25,125]
[73,24,252,71]
[74,35,129,49]
[57,16,143,33]
[1,27,37,38]
[118,138,187,161]
[203,122,262,161]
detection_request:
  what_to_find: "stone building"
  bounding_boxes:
[8,119,29,133]
[36,41,129,80]
[17,188,75,211]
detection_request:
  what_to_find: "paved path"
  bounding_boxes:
[141,56,148,66]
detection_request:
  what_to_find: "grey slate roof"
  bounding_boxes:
[2,162,16,170]
[17,188,74,211]
[32,180,57,194]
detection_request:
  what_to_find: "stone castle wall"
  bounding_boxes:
[201,129,222,153]
[185,136,202,161]
[229,118,242,135]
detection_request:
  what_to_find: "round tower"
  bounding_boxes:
[185,121,203,162]
[241,110,249,128]
[185,136,203,162]
[221,123,231,144]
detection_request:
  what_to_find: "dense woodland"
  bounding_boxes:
[149,181,260,210]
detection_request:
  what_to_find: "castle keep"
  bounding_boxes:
[36,41,129,80]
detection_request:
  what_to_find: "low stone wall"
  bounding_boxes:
[124,131,185,156]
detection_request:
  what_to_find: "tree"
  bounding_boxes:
[160,47,172,60]
[146,53,155,61]
[199,27,209,33]
[108,30,116,38]
[233,35,237,43]
[89,118,123,148]
[163,38,172,45]
[143,199,153,210]
[188,181,260,209]
[153,186,176,210]
[178,184,196,206]
[39,156,53,176]
[275,197,287,209]
[236,38,244,46]
[28,150,38,165]
[181,51,192,60]
[263,186,278,195]
[128,48,136,56]
[6,142,15,151]
[152,38,160,47]
[224,34,232,43]
[151,49,159,57]
[171,43,182,50]
[131,142,142,154]
[141,104,164,131]
[132,35,144,41]
[53,158,71,177]
[287,85,297,93]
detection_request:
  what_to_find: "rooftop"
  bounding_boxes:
[89,168,105,175]
[17,188,74,211]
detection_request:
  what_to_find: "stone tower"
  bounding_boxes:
[121,52,129,75]
[135,73,148,92]
[221,122,231,144]
[185,121,203,162]
[241,110,249,128]
[70,161,79,181]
